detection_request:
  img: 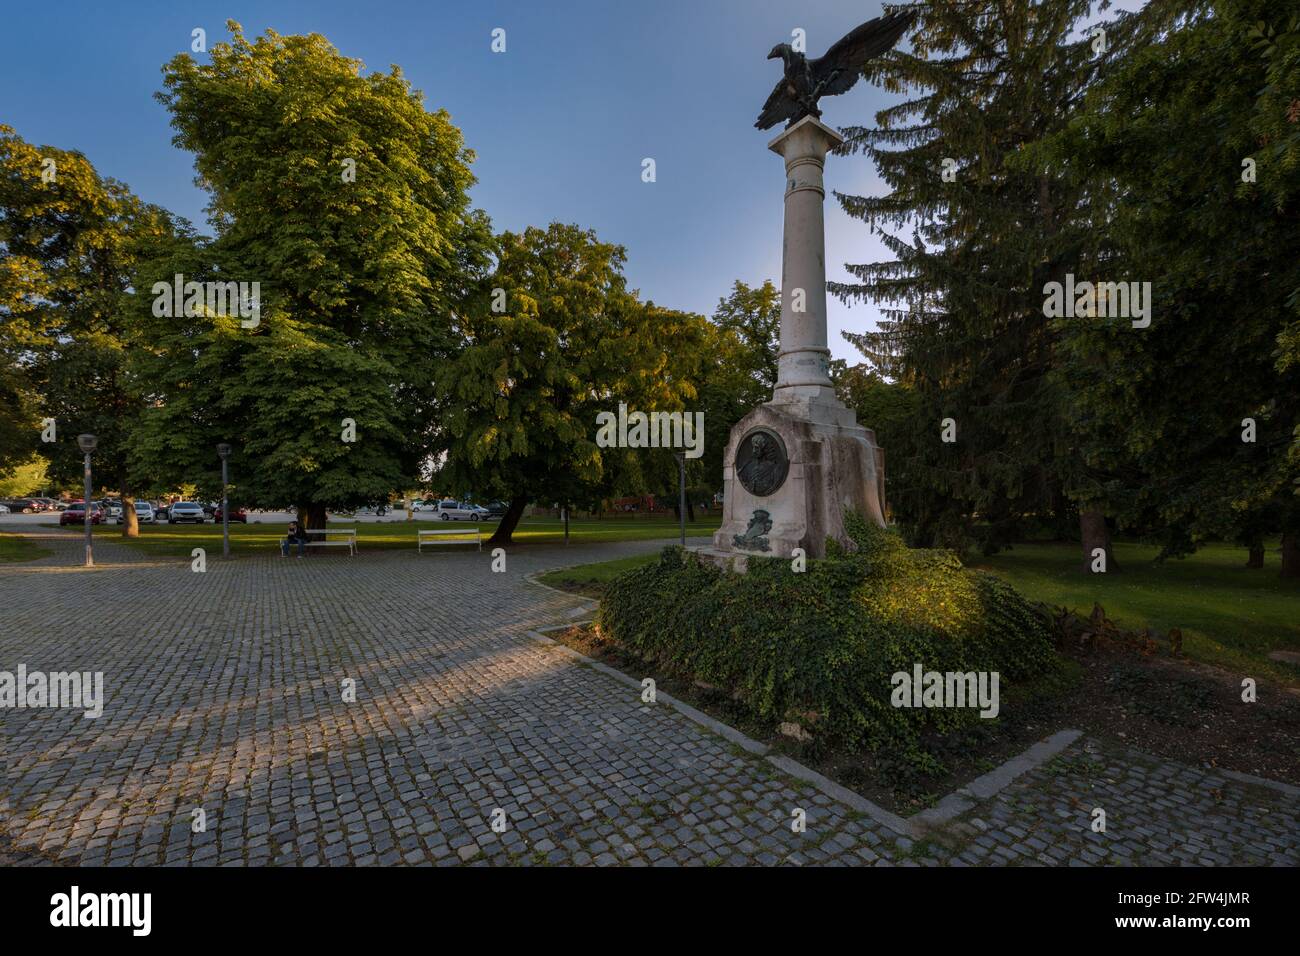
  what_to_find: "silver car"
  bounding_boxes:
[433,500,485,521]
[167,501,207,524]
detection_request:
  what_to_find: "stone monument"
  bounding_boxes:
[702,11,913,569]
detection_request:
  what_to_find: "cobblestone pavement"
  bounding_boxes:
[1,527,1295,866]
[943,743,1297,867]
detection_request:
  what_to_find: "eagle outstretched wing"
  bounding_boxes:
[756,78,803,132]
[812,10,915,99]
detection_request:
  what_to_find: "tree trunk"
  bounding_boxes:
[120,487,139,538]
[487,494,529,547]
[300,503,328,530]
[1282,531,1300,580]
[1246,542,1265,569]
[686,498,696,523]
[1079,509,1117,574]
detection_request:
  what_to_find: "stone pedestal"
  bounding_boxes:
[702,115,886,567]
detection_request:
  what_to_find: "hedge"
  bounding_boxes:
[597,512,1058,766]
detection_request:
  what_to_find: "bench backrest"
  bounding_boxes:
[307,528,356,537]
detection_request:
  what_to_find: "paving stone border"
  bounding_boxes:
[528,607,1298,864]
[529,621,1086,839]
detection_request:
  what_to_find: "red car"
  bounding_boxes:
[214,506,248,523]
[59,501,104,526]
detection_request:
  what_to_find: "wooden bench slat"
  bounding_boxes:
[301,528,357,556]
[418,527,482,552]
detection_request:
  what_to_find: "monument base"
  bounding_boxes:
[707,398,886,564]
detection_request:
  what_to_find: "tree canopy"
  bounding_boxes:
[834,0,1299,575]
[433,222,707,543]
[130,22,491,526]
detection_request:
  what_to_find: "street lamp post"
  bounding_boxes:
[217,443,231,559]
[675,452,686,548]
[77,434,97,567]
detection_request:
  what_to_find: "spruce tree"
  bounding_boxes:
[1026,0,1300,574]
[832,0,1128,564]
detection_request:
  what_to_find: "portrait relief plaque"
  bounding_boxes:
[734,428,789,498]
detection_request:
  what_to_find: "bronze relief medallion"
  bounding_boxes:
[734,427,789,498]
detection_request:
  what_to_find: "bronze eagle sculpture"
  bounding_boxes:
[756,10,915,130]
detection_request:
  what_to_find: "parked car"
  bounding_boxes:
[154,503,171,521]
[59,501,103,526]
[101,499,123,520]
[125,501,156,524]
[4,498,40,514]
[0,504,9,515]
[483,501,508,518]
[214,506,247,523]
[433,500,483,521]
[167,501,208,524]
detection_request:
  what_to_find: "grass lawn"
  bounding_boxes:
[537,553,666,595]
[972,540,1299,682]
[65,515,720,558]
[0,532,51,563]
[539,538,1300,681]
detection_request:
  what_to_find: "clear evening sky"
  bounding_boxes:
[0,0,1137,361]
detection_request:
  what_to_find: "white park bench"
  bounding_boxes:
[418,527,482,553]
[305,527,357,556]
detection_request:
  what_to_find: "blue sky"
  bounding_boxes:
[0,0,1132,361]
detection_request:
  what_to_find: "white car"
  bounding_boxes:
[113,501,155,524]
[433,500,485,521]
[0,504,9,514]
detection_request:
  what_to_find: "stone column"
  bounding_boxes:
[699,114,886,570]
[768,115,845,407]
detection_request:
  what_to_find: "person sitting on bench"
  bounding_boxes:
[281,520,308,558]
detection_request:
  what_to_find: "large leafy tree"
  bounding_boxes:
[695,280,779,495]
[434,222,706,545]
[132,22,490,527]
[833,0,1124,564]
[641,280,783,520]
[0,286,39,474]
[1026,0,1300,575]
[0,125,172,534]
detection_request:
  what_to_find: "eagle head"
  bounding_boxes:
[767,43,791,61]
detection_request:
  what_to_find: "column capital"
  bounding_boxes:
[767,115,846,162]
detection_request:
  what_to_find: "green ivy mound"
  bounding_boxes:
[597,512,1057,764]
